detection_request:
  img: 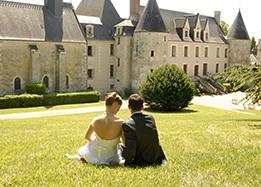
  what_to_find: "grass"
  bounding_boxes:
[0,105,260,186]
[0,101,104,115]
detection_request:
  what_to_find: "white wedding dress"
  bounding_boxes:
[78,134,122,165]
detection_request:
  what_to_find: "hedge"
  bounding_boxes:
[0,91,100,109]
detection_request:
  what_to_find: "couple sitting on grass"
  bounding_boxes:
[65,93,167,166]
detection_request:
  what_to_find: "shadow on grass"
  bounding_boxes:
[144,108,198,114]
[44,105,55,109]
[235,119,261,122]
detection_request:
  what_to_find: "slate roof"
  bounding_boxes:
[135,0,166,32]
[227,10,250,40]
[138,6,227,43]
[0,1,85,43]
[76,0,122,40]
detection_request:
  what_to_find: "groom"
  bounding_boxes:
[120,94,167,166]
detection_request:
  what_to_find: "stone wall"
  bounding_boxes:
[0,40,87,95]
[131,32,229,92]
[228,39,251,65]
[131,32,168,92]
[115,36,133,95]
[167,41,229,76]
[87,40,115,96]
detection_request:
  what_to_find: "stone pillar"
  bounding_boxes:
[58,51,66,92]
[31,49,41,83]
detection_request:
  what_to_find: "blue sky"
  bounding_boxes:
[6,0,261,39]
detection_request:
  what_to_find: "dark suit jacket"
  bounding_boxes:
[121,112,166,166]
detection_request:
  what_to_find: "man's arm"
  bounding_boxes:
[122,121,136,165]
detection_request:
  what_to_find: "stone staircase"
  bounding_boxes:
[192,76,226,95]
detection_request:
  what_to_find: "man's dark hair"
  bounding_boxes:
[128,94,144,111]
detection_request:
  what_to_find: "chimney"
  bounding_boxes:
[214,11,221,25]
[130,0,140,22]
[44,0,63,17]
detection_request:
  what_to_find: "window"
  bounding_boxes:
[110,44,114,56]
[110,84,114,90]
[216,47,220,58]
[164,36,167,42]
[195,46,200,57]
[203,63,208,76]
[224,63,227,71]
[117,37,120,45]
[196,31,200,39]
[151,50,155,57]
[66,75,69,89]
[88,46,93,56]
[185,30,189,37]
[43,76,49,89]
[117,27,122,35]
[110,65,114,78]
[183,64,188,74]
[216,64,219,73]
[86,25,94,38]
[88,69,94,79]
[117,58,120,67]
[205,33,209,41]
[172,46,176,57]
[184,46,188,57]
[14,77,21,90]
[204,47,208,57]
[194,65,199,76]
[225,48,228,58]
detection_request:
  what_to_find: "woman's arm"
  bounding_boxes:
[85,122,95,141]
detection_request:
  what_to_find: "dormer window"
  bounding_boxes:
[185,30,189,37]
[196,32,200,39]
[86,25,94,38]
[117,27,122,35]
[205,32,209,41]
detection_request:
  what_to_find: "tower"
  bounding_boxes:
[131,0,168,92]
[227,10,251,65]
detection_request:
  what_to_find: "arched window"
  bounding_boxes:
[14,77,21,90]
[66,75,69,89]
[43,76,49,89]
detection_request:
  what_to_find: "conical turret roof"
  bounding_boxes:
[227,10,250,40]
[135,0,166,32]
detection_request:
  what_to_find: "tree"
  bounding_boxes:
[250,37,257,55]
[213,65,261,104]
[220,20,229,36]
[140,64,196,111]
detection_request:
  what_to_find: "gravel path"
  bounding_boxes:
[0,92,259,120]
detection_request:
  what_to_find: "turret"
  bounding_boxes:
[227,10,251,65]
[132,0,168,92]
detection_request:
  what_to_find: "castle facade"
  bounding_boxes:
[0,0,251,96]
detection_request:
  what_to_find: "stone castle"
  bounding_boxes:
[0,0,251,96]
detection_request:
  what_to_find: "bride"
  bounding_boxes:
[65,92,125,165]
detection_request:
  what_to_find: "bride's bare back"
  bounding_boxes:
[92,113,124,140]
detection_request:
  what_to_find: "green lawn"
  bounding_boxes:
[0,101,104,115]
[0,105,260,186]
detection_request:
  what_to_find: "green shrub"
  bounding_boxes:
[0,94,43,109]
[44,91,100,106]
[0,91,100,109]
[140,64,196,111]
[26,83,46,95]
